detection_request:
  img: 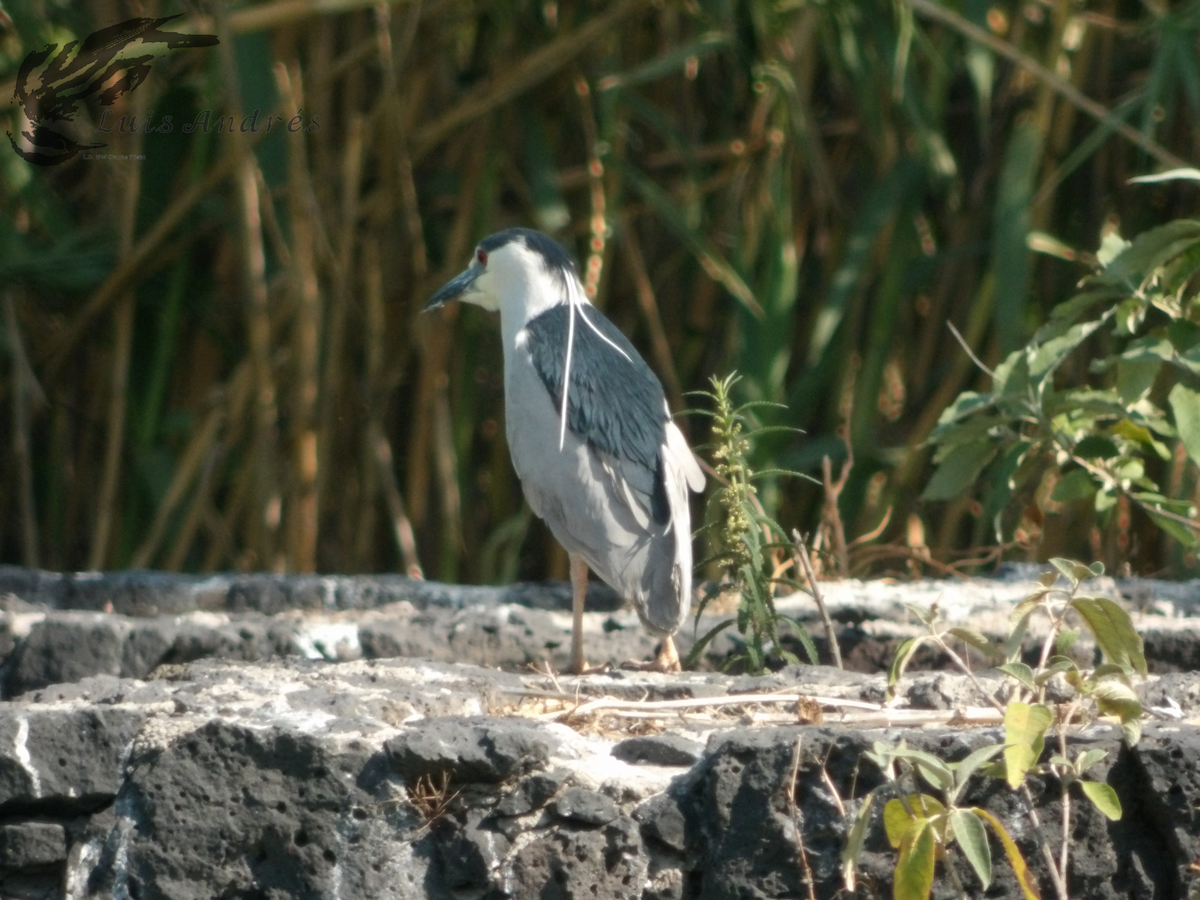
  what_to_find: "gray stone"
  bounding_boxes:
[0,707,144,807]
[0,822,66,866]
[633,791,688,852]
[385,717,557,784]
[553,787,619,825]
[508,815,645,900]
[495,769,569,816]
[612,734,704,767]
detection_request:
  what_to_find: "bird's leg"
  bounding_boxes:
[653,635,682,672]
[568,553,589,675]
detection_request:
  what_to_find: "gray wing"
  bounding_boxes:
[522,302,669,521]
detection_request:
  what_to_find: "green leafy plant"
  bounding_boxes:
[683,373,817,673]
[850,558,1141,900]
[924,218,1200,562]
[843,739,1040,900]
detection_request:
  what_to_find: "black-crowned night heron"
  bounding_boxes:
[425,228,705,674]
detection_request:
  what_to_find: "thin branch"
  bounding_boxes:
[946,320,995,379]
[792,530,843,669]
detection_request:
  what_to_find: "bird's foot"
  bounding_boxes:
[620,639,682,673]
[567,660,613,676]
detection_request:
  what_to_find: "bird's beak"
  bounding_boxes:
[424,266,478,311]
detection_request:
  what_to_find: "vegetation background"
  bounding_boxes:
[0,0,1197,584]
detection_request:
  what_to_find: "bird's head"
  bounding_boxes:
[425,228,583,321]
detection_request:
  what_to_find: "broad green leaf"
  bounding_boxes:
[895,818,937,900]
[1074,434,1119,459]
[1093,680,1144,745]
[934,390,994,426]
[883,794,945,848]
[1116,355,1163,405]
[1055,628,1080,655]
[1052,469,1096,503]
[892,748,955,792]
[951,743,1009,802]
[1070,596,1147,674]
[1075,748,1109,775]
[1168,383,1200,469]
[1078,780,1122,820]
[1050,557,1091,587]
[1104,220,1200,283]
[1004,702,1053,789]
[970,808,1044,900]
[948,627,1005,662]
[1012,588,1051,624]
[998,662,1036,690]
[1033,657,1077,685]
[1037,571,1059,588]
[950,808,991,889]
[921,440,998,501]
[841,791,876,891]
[1005,613,1031,664]
[1141,505,1200,548]
[1096,231,1131,267]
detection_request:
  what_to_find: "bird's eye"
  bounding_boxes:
[477,249,488,266]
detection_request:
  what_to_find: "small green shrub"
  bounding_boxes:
[683,373,817,673]
[924,216,1200,564]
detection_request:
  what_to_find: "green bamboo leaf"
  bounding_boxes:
[682,617,736,668]
[1128,168,1200,184]
[1004,702,1053,789]
[806,157,923,366]
[598,32,729,90]
[992,121,1042,354]
[949,808,992,890]
[970,808,1044,900]
[1070,596,1147,675]
[615,161,761,315]
[1078,780,1122,820]
[841,790,876,891]
[895,819,937,900]
[947,627,1005,662]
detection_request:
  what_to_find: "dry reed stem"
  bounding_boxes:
[3,293,42,566]
[791,530,843,669]
[279,57,322,573]
[619,215,684,413]
[89,99,145,570]
[906,0,1187,170]
[411,0,650,161]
